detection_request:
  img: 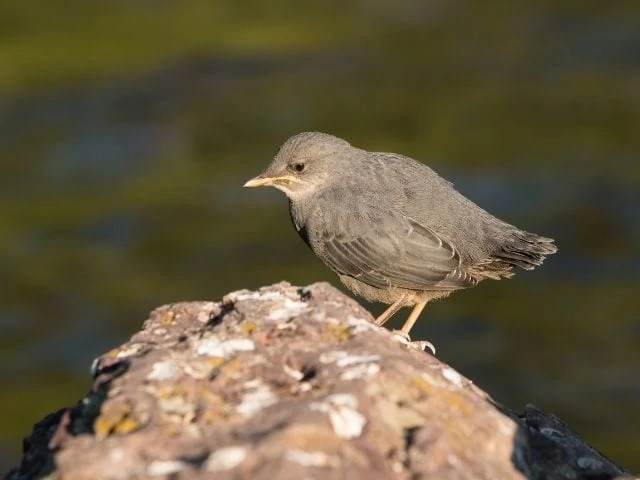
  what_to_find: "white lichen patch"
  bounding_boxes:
[196,304,218,323]
[310,394,366,439]
[285,297,308,308]
[319,350,380,367]
[320,351,382,381]
[192,301,219,320]
[340,362,381,381]
[196,337,255,358]
[146,360,183,381]
[267,298,309,320]
[283,364,305,381]
[183,359,219,380]
[418,371,446,390]
[254,291,287,301]
[243,378,263,389]
[346,314,376,332]
[441,367,464,388]
[319,350,347,364]
[223,289,256,303]
[297,382,312,393]
[227,290,285,303]
[205,446,248,471]
[284,450,340,468]
[236,381,278,417]
[267,309,292,321]
[311,311,328,323]
[276,322,297,332]
[147,460,187,476]
[336,353,381,368]
[158,394,196,418]
[227,289,308,321]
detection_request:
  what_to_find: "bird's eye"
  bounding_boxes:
[292,162,306,173]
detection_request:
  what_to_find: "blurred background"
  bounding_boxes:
[1,0,639,474]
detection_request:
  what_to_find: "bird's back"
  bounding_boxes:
[301,148,556,283]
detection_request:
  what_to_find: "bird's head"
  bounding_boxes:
[244,132,351,200]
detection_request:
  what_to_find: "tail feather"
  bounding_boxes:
[494,231,557,271]
[468,230,557,281]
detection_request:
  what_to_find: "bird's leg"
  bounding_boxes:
[391,301,436,354]
[400,301,427,335]
[377,298,436,354]
[374,295,408,327]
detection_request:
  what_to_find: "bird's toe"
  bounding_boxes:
[390,329,436,355]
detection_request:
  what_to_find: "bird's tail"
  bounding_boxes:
[468,230,557,281]
[493,230,557,271]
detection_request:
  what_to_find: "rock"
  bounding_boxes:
[5,282,634,480]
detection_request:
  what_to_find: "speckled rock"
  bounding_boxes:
[6,282,633,480]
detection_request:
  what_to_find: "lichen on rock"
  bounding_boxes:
[6,282,633,480]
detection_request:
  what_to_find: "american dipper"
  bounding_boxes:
[244,132,557,348]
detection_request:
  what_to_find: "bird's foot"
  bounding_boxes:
[390,329,436,355]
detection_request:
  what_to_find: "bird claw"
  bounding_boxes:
[390,329,436,355]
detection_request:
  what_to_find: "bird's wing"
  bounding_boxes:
[319,209,477,291]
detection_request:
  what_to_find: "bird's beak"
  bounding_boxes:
[243,175,273,188]
[243,174,297,188]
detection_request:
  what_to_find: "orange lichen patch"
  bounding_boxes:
[216,357,245,377]
[94,400,145,439]
[155,384,181,400]
[326,323,353,342]
[200,403,230,423]
[239,321,257,334]
[105,343,145,360]
[162,423,183,438]
[105,348,121,358]
[160,311,176,325]
[196,389,231,423]
[411,375,435,397]
[436,390,476,418]
[207,356,226,367]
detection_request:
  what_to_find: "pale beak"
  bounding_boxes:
[243,174,297,188]
[243,175,273,188]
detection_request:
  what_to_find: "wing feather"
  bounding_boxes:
[319,211,476,291]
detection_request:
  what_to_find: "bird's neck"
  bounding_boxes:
[288,198,309,233]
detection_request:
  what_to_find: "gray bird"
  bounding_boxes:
[244,132,556,347]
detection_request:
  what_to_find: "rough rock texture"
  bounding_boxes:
[6,282,635,480]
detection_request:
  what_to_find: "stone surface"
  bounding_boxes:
[5,282,634,480]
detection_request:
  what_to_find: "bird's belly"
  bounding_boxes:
[338,275,451,306]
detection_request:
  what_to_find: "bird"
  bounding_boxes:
[244,132,557,351]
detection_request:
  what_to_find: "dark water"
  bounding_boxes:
[1,1,639,474]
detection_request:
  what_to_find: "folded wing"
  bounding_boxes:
[319,210,477,291]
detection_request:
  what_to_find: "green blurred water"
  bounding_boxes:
[1,0,639,474]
